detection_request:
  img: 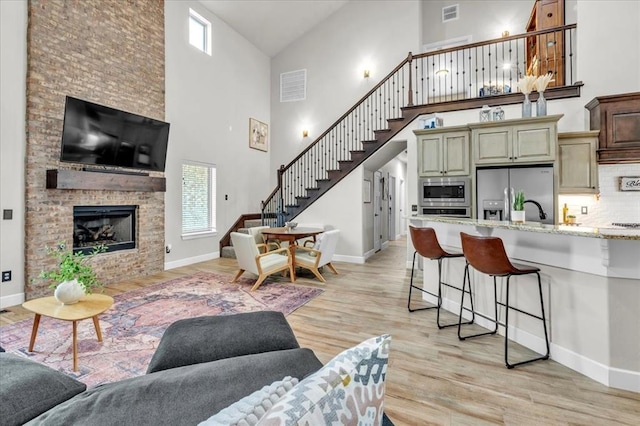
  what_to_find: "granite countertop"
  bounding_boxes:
[410,216,640,241]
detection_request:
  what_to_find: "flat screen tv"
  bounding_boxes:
[60,96,170,172]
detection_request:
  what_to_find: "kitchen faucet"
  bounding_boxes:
[524,199,547,220]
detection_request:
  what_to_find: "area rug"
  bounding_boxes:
[0,271,323,388]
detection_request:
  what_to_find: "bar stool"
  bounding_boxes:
[458,232,550,368]
[408,226,472,329]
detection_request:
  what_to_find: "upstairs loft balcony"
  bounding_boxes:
[407,24,579,113]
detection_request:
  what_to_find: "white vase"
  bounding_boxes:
[536,90,547,116]
[54,279,85,305]
[511,210,526,223]
[522,93,532,117]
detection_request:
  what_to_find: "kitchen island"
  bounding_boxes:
[408,216,640,392]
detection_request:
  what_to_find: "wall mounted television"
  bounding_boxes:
[60,96,170,173]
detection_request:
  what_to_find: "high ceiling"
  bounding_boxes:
[199,0,349,57]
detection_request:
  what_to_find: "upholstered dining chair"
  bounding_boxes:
[247,226,279,252]
[230,232,294,291]
[293,229,340,283]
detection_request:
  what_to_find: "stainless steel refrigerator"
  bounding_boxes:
[476,165,555,224]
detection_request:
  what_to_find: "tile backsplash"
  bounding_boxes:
[559,163,640,226]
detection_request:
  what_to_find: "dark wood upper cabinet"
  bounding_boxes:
[585,92,640,164]
[526,0,565,87]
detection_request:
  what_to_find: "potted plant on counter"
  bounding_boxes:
[39,242,107,305]
[511,191,526,223]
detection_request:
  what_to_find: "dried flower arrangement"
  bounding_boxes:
[517,75,537,94]
[535,73,553,92]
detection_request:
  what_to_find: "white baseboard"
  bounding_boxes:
[381,241,390,250]
[164,251,219,270]
[551,343,640,392]
[333,254,365,264]
[427,293,640,393]
[0,292,25,310]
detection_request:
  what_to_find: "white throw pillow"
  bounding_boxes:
[199,376,299,426]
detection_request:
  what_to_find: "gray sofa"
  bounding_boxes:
[1,311,393,425]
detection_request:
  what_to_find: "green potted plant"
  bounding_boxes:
[39,242,107,304]
[511,191,526,223]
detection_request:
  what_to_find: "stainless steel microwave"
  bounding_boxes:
[419,177,471,207]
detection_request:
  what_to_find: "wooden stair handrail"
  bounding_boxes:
[280,52,413,172]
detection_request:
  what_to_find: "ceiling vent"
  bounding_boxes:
[442,4,459,22]
[280,69,307,102]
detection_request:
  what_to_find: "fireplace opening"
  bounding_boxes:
[73,205,137,254]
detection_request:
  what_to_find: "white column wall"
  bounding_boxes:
[164,1,272,267]
[0,1,27,308]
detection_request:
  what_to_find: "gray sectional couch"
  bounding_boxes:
[1,311,322,425]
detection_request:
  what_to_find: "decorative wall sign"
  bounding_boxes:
[249,118,268,152]
[620,176,640,191]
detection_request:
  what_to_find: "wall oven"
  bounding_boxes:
[418,177,471,217]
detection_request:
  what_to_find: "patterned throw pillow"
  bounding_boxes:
[256,334,391,426]
[199,376,299,426]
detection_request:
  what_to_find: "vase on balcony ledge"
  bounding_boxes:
[522,93,532,117]
[536,90,547,116]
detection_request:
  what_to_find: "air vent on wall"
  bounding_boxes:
[280,69,307,102]
[442,4,459,22]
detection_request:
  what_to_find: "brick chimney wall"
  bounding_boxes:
[25,0,166,298]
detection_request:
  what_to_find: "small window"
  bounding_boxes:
[189,8,211,55]
[182,161,216,238]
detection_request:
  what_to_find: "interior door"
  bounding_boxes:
[373,171,382,251]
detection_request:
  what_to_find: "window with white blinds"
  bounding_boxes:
[182,162,216,237]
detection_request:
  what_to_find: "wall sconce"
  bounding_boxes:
[302,129,309,138]
[363,69,370,78]
[501,30,510,38]
[435,69,449,77]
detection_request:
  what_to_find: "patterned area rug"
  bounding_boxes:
[0,271,323,388]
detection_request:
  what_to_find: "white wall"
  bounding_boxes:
[0,1,27,308]
[294,169,365,262]
[269,0,421,188]
[164,1,272,267]
[422,0,534,45]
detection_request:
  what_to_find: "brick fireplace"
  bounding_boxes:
[24,0,166,299]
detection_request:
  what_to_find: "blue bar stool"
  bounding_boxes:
[458,232,550,368]
[408,226,472,329]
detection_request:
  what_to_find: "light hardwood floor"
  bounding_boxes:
[2,237,638,425]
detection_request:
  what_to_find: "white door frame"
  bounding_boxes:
[373,171,382,251]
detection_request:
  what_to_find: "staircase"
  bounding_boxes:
[219,25,580,254]
[220,218,263,258]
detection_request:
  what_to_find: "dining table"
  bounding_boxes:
[261,226,324,280]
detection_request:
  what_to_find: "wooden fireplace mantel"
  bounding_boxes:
[46,169,166,192]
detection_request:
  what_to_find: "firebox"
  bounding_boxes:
[73,205,137,254]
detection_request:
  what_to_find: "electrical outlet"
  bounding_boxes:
[581,206,588,215]
[1,271,11,282]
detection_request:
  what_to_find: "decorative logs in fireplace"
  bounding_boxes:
[73,205,137,254]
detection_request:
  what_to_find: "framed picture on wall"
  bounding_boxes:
[249,118,268,152]
[363,179,371,203]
